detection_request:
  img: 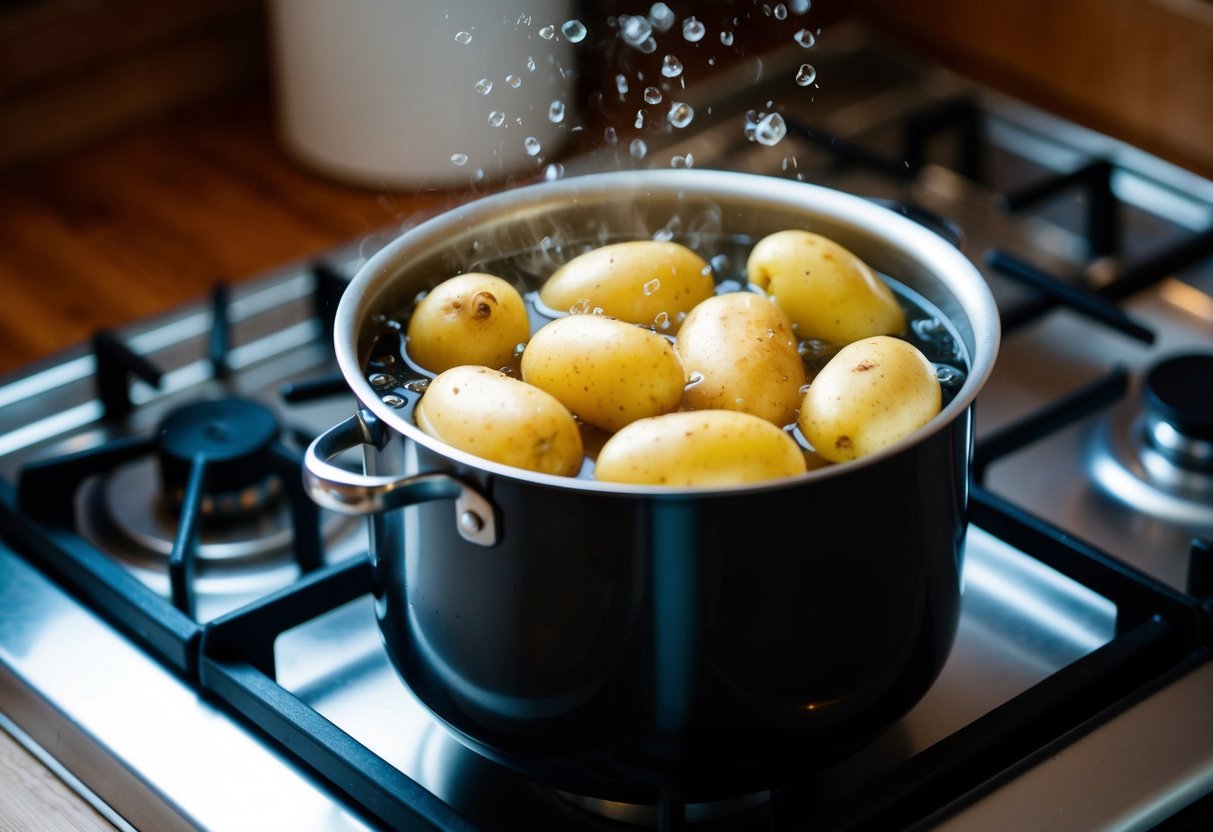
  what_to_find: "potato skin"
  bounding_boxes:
[595,410,808,486]
[415,366,583,476]
[406,273,530,374]
[798,336,941,463]
[538,241,714,332]
[521,315,685,432]
[676,292,806,426]
[746,230,906,345]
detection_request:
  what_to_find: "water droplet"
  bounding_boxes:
[935,364,967,388]
[616,74,629,95]
[513,343,527,359]
[570,298,591,315]
[649,2,675,32]
[474,79,493,96]
[524,136,542,156]
[488,111,505,127]
[734,397,746,406]
[667,101,694,128]
[561,19,587,42]
[791,0,811,12]
[643,86,662,104]
[539,24,556,40]
[630,138,647,159]
[619,14,652,46]
[682,16,706,42]
[592,306,605,315]
[544,163,565,180]
[753,112,787,146]
[455,31,472,45]
[638,36,657,54]
[654,311,671,330]
[506,74,522,89]
[604,126,618,145]
[795,64,817,86]
[661,55,684,78]
[652,227,674,242]
[404,378,431,393]
[368,373,394,388]
[450,152,469,166]
[685,371,705,391]
[526,56,537,72]
[798,383,811,396]
[634,110,645,129]
[709,254,733,277]
[794,28,816,48]
[549,100,566,123]
[643,278,661,295]
[774,3,788,20]
[670,153,693,168]
[382,394,406,407]
[720,31,734,46]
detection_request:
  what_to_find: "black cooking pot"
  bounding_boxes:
[303,170,999,804]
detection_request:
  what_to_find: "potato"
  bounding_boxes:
[746,230,906,345]
[406,273,530,374]
[415,366,583,476]
[538,241,714,332]
[798,336,941,463]
[595,410,808,486]
[676,292,806,426]
[521,315,685,432]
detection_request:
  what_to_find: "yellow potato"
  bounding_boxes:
[746,230,906,345]
[406,273,530,374]
[415,366,583,476]
[538,241,714,332]
[676,292,806,426]
[595,410,808,486]
[798,336,941,463]
[521,315,685,432]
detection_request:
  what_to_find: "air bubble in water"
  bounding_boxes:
[561,19,587,42]
[753,112,787,146]
[620,15,652,45]
[720,31,734,46]
[488,111,505,127]
[795,64,816,86]
[630,138,647,159]
[682,17,706,42]
[654,311,671,330]
[455,31,472,45]
[661,55,684,78]
[650,2,675,32]
[450,153,469,166]
[506,74,522,88]
[643,279,661,295]
[616,74,629,95]
[667,101,694,128]
[794,28,816,48]
[475,78,492,95]
[644,86,662,104]
[539,24,556,40]
[549,100,566,123]
[774,3,788,20]
[524,137,541,156]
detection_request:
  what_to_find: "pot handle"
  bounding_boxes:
[303,411,498,547]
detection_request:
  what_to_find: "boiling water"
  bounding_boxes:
[362,235,969,474]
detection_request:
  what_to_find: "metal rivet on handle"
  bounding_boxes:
[459,510,484,534]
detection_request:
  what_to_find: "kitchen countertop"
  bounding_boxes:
[0,89,461,830]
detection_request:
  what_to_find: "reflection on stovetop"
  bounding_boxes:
[1,19,1212,832]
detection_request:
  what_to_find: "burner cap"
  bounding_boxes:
[157,398,280,495]
[1143,353,1213,440]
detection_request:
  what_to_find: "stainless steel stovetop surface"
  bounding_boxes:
[2,21,1212,832]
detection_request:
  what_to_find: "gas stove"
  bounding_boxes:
[2,21,1212,832]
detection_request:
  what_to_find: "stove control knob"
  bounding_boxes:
[1142,353,1213,473]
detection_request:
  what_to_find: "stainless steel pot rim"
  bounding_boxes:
[335,169,1000,496]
